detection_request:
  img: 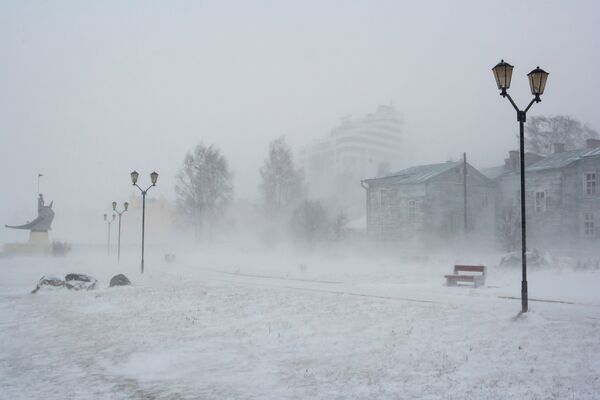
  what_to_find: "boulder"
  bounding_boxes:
[31,275,65,293]
[65,273,97,291]
[109,274,131,287]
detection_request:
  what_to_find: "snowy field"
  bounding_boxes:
[1,245,600,399]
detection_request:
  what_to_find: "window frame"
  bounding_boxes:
[534,191,546,213]
[583,212,595,237]
[407,199,417,221]
[584,172,597,195]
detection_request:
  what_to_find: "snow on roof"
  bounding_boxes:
[365,161,462,184]
[527,147,600,172]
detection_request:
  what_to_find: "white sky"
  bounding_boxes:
[1,0,599,244]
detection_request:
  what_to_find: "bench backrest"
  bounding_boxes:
[454,265,486,274]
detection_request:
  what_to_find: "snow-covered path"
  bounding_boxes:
[1,251,600,399]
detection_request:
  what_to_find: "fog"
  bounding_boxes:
[1,0,599,245]
[2,3,600,397]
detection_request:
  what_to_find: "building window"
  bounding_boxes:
[534,192,546,213]
[584,213,595,237]
[408,200,416,221]
[585,173,596,195]
[482,195,489,208]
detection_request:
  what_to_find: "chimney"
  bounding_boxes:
[586,138,600,149]
[504,150,519,171]
[509,150,519,170]
[553,143,565,153]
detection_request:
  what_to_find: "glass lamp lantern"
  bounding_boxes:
[150,171,159,185]
[527,66,549,96]
[492,60,514,91]
[130,171,139,185]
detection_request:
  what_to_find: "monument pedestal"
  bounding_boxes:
[4,231,50,255]
[29,231,49,247]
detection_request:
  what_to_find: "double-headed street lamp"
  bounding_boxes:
[131,171,158,274]
[112,201,129,264]
[103,213,116,256]
[492,60,549,313]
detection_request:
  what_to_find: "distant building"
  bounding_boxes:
[299,105,405,215]
[492,139,600,251]
[362,160,494,243]
[127,194,178,243]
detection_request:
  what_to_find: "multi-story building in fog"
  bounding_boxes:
[299,105,405,216]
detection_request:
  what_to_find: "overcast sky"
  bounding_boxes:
[1,0,599,244]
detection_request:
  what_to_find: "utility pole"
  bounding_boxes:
[463,152,468,234]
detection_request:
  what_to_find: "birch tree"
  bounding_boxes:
[525,115,598,154]
[175,143,233,238]
[259,137,304,215]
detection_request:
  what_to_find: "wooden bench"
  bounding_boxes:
[445,265,486,288]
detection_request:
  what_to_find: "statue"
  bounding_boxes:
[4,194,55,253]
[6,194,55,232]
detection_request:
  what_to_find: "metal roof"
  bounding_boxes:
[527,147,600,172]
[364,161,463,184]
[480,165,505,180]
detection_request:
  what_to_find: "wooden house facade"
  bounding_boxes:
[362,161,494,242]
[493,139,600,251]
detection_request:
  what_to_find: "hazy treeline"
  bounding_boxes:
[172,136,351,247]
[167,114,597,251]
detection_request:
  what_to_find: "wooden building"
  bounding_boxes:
[493,139,600,251]
[362,160,494,243]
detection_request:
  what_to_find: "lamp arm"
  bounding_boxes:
[134,183,144,192]
[145,184,155,192]
[503,92,520,113]
[524,96,538,113]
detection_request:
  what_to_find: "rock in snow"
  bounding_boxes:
[64,273,97,291]
[31,275,65,293]
[109,274,131,287]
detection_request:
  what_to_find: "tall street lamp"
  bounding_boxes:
[492,60,549,313]
[112,201,129,264]
[131,171,158,274]
[103,213,116,256]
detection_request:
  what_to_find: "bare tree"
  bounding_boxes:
[259,137,305,215]
[331,210,349,241]
[496,205,521,252]
[525,115,599,154]
[175,143,233,239]
[289,200,329,245]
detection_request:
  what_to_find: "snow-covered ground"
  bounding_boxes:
[1,245,600,399]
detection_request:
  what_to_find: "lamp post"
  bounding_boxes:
[103,213,116,256]
[492,60,549,313]
[112,201,129,264]
[131,171,159,274]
